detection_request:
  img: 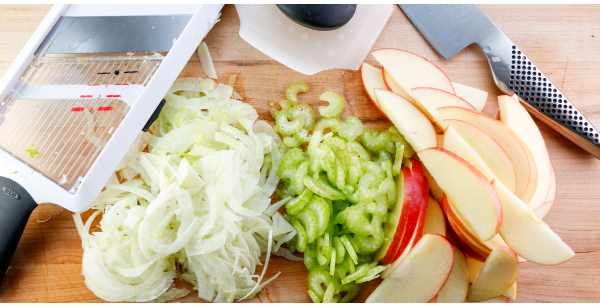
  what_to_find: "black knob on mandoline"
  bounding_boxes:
[276,4,357,31]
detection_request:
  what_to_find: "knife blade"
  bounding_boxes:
[400,4,600,160]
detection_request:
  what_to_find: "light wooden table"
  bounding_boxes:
[1,4,600,303]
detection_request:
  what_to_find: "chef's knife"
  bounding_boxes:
[400,4,600,160]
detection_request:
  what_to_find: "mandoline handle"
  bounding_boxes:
[480,33,600,160]
[0,176,38,284]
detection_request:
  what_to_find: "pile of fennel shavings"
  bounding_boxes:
[74,77,298,303]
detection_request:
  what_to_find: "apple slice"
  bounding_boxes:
[410,87,476,130]
[381,216,421,279]
[392,158,429,260]
[423,197,446,237]
[374,167,412,264]
[444,119,517,193]
[442,195,498,260]
[467,255,517,300]
[436,134,444,148]
[438,106,535,201]
[429,295,438,303]
[382,67,414,102]
[437,246,469,303]
[413,87,475,110]
[447,224,487,262]
[372,48,455,97]
[493,180,574,265]
[375,89,437,152]
[503,282,517,300]
[498,95,551,211]
[534,162,557,219]
[418,148,502,241]
[443,126,497,182]
[466,256,484,284]
[424,166,443,203]
[367,234,454,303]
[467,246,519,302]
[360,63,387,108]
[451,82,488,112]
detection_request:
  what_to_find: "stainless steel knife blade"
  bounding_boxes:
[399,4,600,160]
[400,4,497,60]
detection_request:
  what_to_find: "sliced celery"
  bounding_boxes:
[286,82,309,106]
[318,91,345,118]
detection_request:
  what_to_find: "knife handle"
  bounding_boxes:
[480,34,600,159]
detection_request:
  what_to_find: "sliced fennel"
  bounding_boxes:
[74,77,295,303]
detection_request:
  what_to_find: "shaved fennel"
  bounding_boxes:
[75,77,295,302]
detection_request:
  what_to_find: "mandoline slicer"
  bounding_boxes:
[0,4,223,283]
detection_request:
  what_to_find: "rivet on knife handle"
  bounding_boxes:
[481,34,600,159]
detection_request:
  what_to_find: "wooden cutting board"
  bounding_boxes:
[1,4,600,303]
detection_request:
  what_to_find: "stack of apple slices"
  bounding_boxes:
[362,49,574,303]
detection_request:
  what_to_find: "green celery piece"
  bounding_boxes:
[360,129,392,152]
[347,141,371,161]
[307,267,332,300]
[277,148,305,180]
[288,104,316,131]
[286,81,309,106]
[306,195,331,237]
[318,91,345,118]
[393,144,405,175]
[279,99,292,112]
[304,243,318,269]
[276,110,305,135]
[333,236,346,263]
[283,135,303,148]
[303,174,346,201]
[340,235,358,264]
[322,281,337,303]
[286,187,313,215]
[329,248,336,276]
[307,290,321,303]
[313,117,340,134]
[353,234,384,254]
[337,116,363,142]
[291,218,308,252]
[341,263,369,284]
[295,129,311,143]
[294,161,310,194]
[297,208,319,243]
[339,282,363,303]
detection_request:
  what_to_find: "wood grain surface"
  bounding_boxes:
[1,4,600,303]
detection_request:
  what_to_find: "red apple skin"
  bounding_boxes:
[391,158,427,262]
[413,171,430,245]
[423,147,503,237]
[445,219,488,262]
[378,167,413,264]
[441,194,491,261]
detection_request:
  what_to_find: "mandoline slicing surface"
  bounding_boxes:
[0,56,161,192]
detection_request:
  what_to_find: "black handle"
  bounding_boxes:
[276,4,357,31]
[0,177,38,284]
